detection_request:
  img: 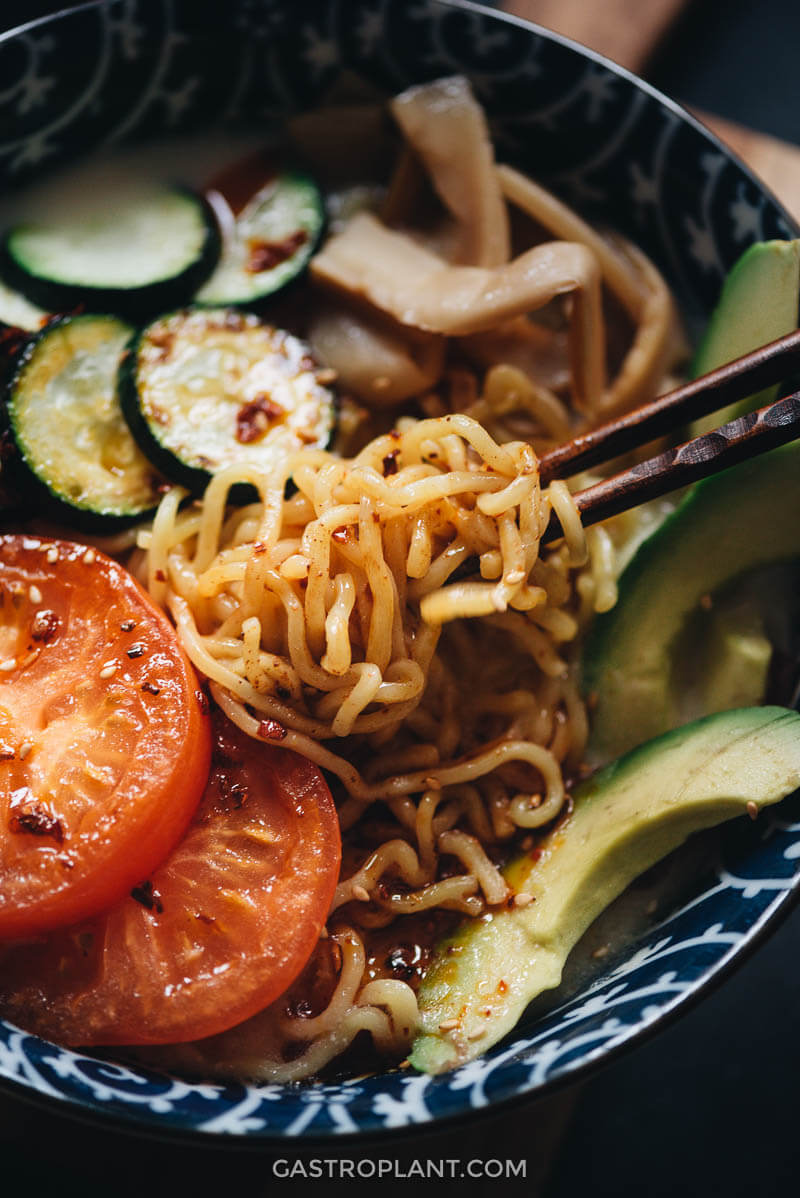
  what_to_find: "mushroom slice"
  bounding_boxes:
[311,212,605,410]
[308,303,445,407]
[391,76,510,267]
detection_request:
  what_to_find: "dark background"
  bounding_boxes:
[2,1,800,1194]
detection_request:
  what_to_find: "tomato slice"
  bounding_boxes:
[0,709,341,1045]
[0,535,211,939]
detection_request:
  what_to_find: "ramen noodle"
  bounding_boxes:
[3,74,688,1079]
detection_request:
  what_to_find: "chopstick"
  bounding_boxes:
[538,326,800,485]
[539,329,800,545]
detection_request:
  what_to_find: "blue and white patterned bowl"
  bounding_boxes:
[0,0,798,1142]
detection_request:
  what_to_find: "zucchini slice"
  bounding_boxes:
[1,186,220,320]
[195,171,324,306]
[8,315,166,526]
[120,307,336,494]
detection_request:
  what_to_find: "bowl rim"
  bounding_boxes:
[1,0,799,1144]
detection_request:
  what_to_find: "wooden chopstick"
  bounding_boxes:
[538,327,800,486]
[542,388,800,545]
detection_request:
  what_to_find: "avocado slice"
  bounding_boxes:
[681,595,772,718]
[582,239,800,763]
[689,239,800,437]
[410,705,800,1075]
[583,442,800,761]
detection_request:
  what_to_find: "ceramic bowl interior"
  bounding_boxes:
[0,0,798,1141]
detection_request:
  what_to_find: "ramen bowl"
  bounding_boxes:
[0,0,798,1142]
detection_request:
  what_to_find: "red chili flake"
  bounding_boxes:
[9,789,64,844]
[130,880,164,914]
[154,569,166,582]
[275,685,291,701]
[196,689,210,714]
[0,429,18,462]
[385,945,418,983]
[126,643,146,659]
[31,609,59,643]
[0,325,29,360]
[195,912,216,926]
[141,681,161,695]
[497,979,509,995]
[258,718,287,741]
[382,450,399,476]
[246,229,308,274]
[218,775,249,810]
[120,619,136,632]
[0,744,15,760]
[146,327,175,362]
[331,525,354,544]
[235,393,285,444]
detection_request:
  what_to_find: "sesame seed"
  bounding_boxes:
[513,892,534,908]
[467,1028,486,1041]
[438,1019,460,1032]
[746,800,759,821]
[46,547,58,563]
[18,741,32,761]
[592,945,610,960]
[83,548,96,565]
[99,663,117,679]
[28,585,42,604]
[352,884,371,903]
[0,659,15,672]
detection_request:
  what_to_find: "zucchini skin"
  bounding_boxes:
[118,328,211,497]
[0,323,35,515]
[0,189,221,322]
[119,307,337,503]
[7,315,166,530]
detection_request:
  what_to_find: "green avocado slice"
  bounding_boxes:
[689,239,800,437]
[410,705,800,1075]
[582,441,800,761]
[583,239,800,764]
